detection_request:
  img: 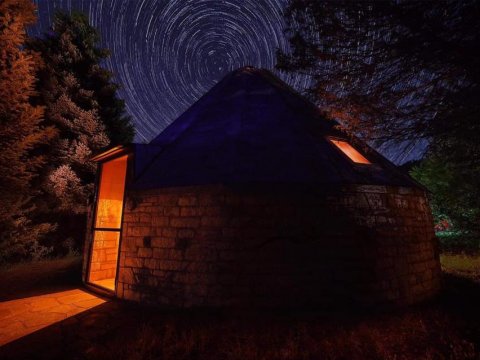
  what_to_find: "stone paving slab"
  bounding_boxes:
[0,288,107,346]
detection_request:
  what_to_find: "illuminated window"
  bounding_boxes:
[95,156,128,229]
[329,139,371,164]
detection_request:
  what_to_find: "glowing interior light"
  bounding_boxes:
[89,155,128,291]
[330,139,371,164]
[94,156,128,229]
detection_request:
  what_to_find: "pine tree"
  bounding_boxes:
[0,0,56,262]
[47,12,135,145]
[28,11,135,251]
[30,19,110,211]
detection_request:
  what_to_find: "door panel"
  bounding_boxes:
[87,155,128,291]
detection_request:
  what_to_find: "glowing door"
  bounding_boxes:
[87,155,128,291]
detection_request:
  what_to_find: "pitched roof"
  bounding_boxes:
[130,67,419,190]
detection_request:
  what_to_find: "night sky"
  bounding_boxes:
[31,0,422,163]
[32,0,310,143]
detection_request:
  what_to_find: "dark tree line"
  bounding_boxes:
[277,0,480,236]
[0,0,134,263]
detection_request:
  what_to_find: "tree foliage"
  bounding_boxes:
[0,0,56,262]
[277,0,479,142]
[411,145,480,236]
[0,6,135,262]
[26,11,135,251]
[29,14,109,214]
[277,0,480,235]
[48,12,135,145]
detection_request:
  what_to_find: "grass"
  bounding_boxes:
[441,253,480,281]
[0,254,81,273]
[89,307,477,360]
[0,253,479,359]
[0,256,82,301]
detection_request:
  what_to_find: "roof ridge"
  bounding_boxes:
[149,68,240,146]
[130,66,420,190]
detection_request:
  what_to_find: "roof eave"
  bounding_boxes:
[90,145,132,162]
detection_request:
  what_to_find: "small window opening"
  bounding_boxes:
[329,139,371,164]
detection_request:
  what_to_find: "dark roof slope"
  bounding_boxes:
[130,67,419,190]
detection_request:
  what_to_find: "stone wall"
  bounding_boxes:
[114,184,441,308]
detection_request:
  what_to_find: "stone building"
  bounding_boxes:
[82,67,441,308]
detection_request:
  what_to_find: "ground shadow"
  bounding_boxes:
[1,255,479,359]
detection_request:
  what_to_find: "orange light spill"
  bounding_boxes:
[330,139,371,164]
[0,289,106,346]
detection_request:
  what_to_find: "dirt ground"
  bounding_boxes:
[0,255,479,360]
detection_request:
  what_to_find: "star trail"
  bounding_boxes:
[32,0,309,142]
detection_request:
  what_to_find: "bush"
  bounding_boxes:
[411,157,480,239]
[438,231,480,254]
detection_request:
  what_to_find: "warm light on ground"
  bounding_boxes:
[91,277,116,291]
[0,289,107,346]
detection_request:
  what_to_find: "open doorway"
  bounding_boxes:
[87,155,128,291]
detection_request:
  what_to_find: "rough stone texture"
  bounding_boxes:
[112,184,441,308]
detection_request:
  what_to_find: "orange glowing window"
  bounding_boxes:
[329,139,371,164]
[95,155,128,229]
